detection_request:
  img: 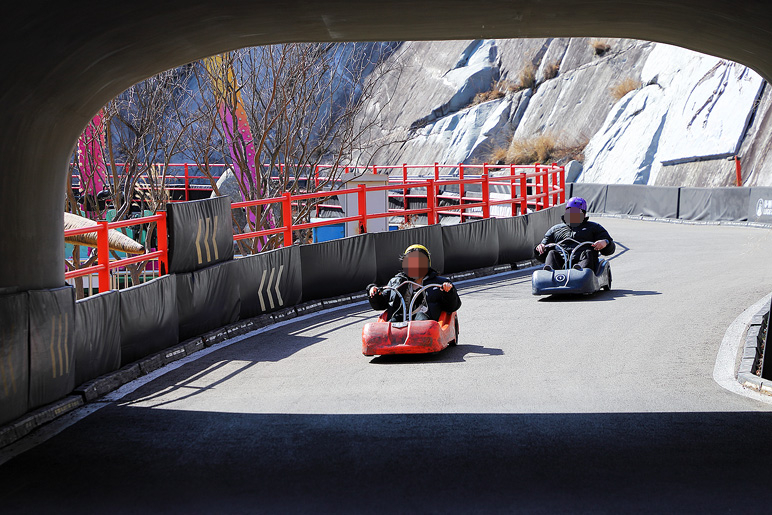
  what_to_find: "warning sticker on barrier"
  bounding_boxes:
[238,246,302,319]
[28,286,76,410]
[167,196,235,274]
[74,290,121,385]
[0,292,29,425]
[749,187,772,223]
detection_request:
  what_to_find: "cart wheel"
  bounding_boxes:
[449,317,459,346]
[603,270,612,291]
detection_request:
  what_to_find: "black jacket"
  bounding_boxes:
[537,217,616,256]
[367,268,462,322]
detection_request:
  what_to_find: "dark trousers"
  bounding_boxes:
[389,311,431,322]
[545,248,598,270]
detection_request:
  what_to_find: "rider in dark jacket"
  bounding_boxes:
[367,244,461,322]
[535,197,615,271]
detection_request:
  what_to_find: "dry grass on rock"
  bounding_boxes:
[610,77,642,100]
[543,61,560,81]
[472,79,519,105]
[590,39,611,56]
[490,134,588,165]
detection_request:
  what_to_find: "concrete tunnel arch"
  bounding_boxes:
[2,0,772,293]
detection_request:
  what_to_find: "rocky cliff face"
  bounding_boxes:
[354,37,771,187]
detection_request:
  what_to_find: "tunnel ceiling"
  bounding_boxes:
[2,0,772,291]
[6,0,772,136]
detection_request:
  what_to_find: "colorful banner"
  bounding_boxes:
[76,109,109,216]
[204,54,276,249]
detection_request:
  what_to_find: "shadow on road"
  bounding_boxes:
[5,409,772,513]
[368,343,503,364]
[537,288,662,302]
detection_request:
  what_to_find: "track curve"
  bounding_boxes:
[3,218,772,512]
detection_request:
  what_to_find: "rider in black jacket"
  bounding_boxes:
[535,197,615,271]
[367,244,461,322]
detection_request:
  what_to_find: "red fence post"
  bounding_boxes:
[735,156,742,186]
[551,163,558,206]
[520,173,528,215]
[427,179,437,225]
[541,166,550,209]
[157,212,168,275]
[482,171,490,219]
[282,192,293,247]
[560,165,566,204]
[434,162,440,181]
[373,165,378,175]
[97,220,110,292]
[510,164,516,217]
[358,184,368,233]
[402,163,409,224]
[184,163,189,201]
[459,164,465,223]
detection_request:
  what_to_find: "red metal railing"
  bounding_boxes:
[65,163,564,287]
[231,163,565,246]
[70,162,566,208]
[64,212,168,292]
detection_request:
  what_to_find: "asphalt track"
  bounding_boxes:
[3,218,772,513]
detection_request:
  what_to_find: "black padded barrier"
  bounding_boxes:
[167,196,235,274]
[0,293,29,425]
[119,275,179,366]
[74,291,121,386]
[371,225,445,284]
[605,184,680,219]
[679,187,750,221]
[441,218,500,274]
[526,205,566,250]
[28,286,76,410]
[300,234,377,302]
[176,260,241,341]
[749,187,772,223]
[237,246,303,319]
[496,214,531,265]
[569,183,608,213]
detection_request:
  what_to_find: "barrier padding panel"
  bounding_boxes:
[371,225,445,284]
[167,196,234,274]
[496,214,531,265]
[605,184,680,218]
[526,205,566,254]
[119,275,179,366]
[300,234,377,302]
[679,187,750,221]
[238,246,303,319]
[176,261,241,341]
[749,187,772,223]
[441,218,499,274]
[28,286,76,410]
[0,293,29,425]
[74,291,121,386]
[570,183,608,213]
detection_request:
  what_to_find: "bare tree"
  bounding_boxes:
[187,42,407,253]
[66,66,198,296]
